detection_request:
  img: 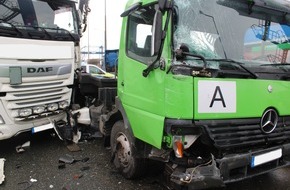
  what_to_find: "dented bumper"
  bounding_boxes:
[167,143,290,190]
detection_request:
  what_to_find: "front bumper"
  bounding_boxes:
[0,113,66,140]
[168,143,290,190]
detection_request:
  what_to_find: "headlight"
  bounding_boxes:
[59,101,69,109]
[0,115,5,124]
[19,108,32,117]
[33,106,45,114]
[47,103,58,111]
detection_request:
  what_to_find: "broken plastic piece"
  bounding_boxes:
[30,178,37,183]
[73,131,82,144]
[15,146,25,153]
[66,143,81,152]
[15,141,31,153]
[75,157,89,163]
[22,141,30,148]
[0,158,5,185]
[59,154,75,164]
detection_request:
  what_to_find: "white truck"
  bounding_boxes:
[0,0,88,140]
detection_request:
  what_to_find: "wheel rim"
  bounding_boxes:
[116,133,132,167]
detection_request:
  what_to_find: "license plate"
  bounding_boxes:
[251,149,282,168]
[32,123,54,133]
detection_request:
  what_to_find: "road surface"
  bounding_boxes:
[1,131,290,190]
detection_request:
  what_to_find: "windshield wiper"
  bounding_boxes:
[206,58,258,79]
[55,27,76,41]
[175,44,208,69]
[0,20,23,36]
[32,26,52,39]
[170,45,258,79]
[260,63,290,66]
[24,26,76,41]
[259,63,290,72]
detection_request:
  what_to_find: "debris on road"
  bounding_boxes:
[59,154,90,165]
[15,141,30,153]
[59,154,75,164]
[0,158,5,185]
[66,142,81,152]
[18,181,32,190]
[30,178,37,183]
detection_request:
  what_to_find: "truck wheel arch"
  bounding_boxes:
[114,97,134,137]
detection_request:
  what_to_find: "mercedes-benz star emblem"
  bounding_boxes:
[260,109,278,134]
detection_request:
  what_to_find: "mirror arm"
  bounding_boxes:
[143,9,172,78]
[159,0,173,13]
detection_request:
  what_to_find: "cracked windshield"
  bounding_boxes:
[173,0,290,70]
[0,0,78,36]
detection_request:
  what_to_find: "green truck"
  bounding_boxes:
[70,0,290,189]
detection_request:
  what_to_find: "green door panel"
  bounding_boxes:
[123,103,164,149]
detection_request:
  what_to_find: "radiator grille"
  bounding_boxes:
[2,79,71,121]
[201,118,290,152]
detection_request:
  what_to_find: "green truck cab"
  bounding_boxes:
[75,0,290,189]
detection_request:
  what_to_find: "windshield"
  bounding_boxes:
[0,0,79,41]
[173,0,290,69]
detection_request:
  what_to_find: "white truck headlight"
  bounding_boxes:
[19,108,32,117]
[33,106,45,114]
[47,103,58,111]
[59,101,69,109]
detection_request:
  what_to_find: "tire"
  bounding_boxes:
[110,120,144,179]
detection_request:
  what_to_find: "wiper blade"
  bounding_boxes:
[206,58,258,79]
[24,26,76,41]
[260,63,290,66]
[0,20,23,36]
[175,44,208,69]
[167,45,209,74]
[55,27,76,41]
[30,26,52,39]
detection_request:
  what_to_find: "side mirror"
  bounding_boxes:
[151,10,163,56]
[120,2,142,17]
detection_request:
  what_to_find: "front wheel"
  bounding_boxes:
[110,120,144,179]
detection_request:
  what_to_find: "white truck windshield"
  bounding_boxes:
[0,0,78,40]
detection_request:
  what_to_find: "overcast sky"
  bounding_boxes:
[80,0,127,52]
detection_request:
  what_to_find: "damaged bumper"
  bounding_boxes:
[169,158,224,190]
[167,143,290,190]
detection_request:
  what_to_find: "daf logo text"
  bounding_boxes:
[27,67,53,73]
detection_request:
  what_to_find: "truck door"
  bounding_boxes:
[118,4,165,149]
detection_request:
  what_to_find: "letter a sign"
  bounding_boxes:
[198,80,236,113]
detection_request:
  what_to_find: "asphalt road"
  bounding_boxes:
[1,131,290,190]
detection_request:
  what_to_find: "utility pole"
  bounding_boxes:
[87,22,90,60]
[104,0,107,53]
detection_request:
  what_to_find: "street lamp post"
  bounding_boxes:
[104,0,107,52]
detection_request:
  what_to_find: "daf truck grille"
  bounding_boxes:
[200,118,290,152]
[2,79,71,121]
